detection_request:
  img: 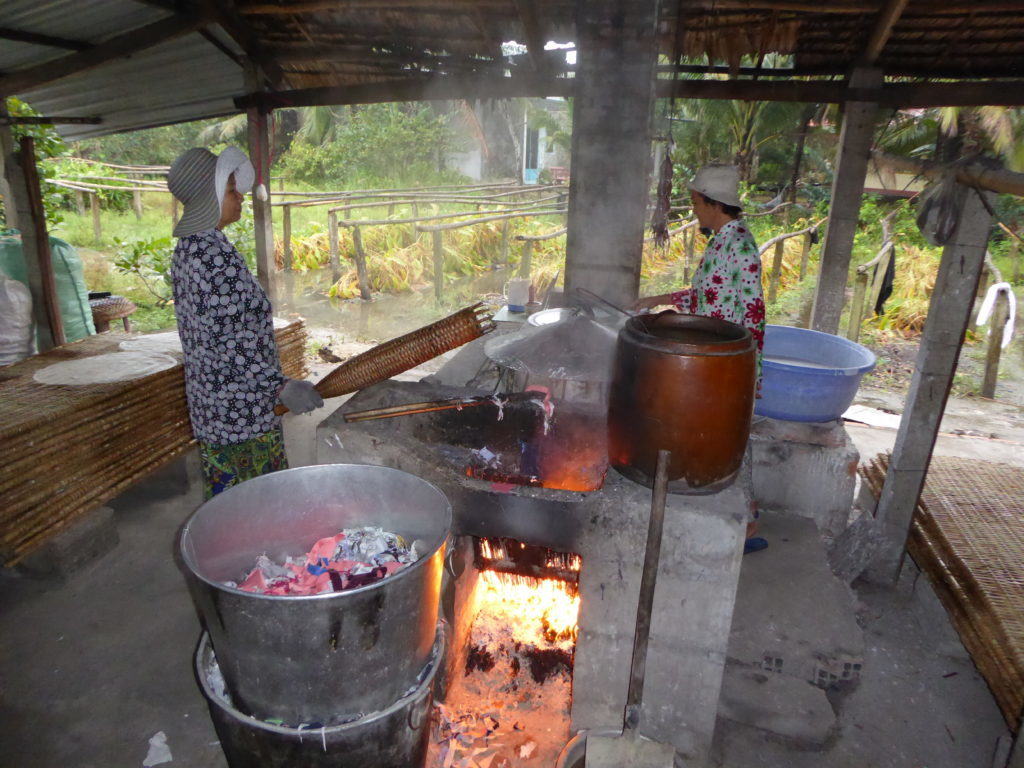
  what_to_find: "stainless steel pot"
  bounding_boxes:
[180,464,451,724]
[196,626,443,768]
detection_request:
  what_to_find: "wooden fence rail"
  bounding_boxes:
[757,218,827,304]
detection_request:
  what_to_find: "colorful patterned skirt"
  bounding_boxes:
[198,427,288,499]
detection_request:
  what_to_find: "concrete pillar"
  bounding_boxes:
[810,68,882,334]
[563,0,661,308]
[246,66,275,299]
[867,186,993,584]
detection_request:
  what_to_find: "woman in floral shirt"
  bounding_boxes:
[636,165,768,553]
[636,165,766,391]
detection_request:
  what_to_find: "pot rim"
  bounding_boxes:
[179,463,452,602]
[195,625,444,734]
[622,312,755,357]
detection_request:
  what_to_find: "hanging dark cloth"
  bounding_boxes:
[874,249,897,315]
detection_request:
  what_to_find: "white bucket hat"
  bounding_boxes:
[168,146,255,238]
[688,164,742,209]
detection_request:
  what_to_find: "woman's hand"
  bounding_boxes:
[632,294,671,312]
[279,379,324,415]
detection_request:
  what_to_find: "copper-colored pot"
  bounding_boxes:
[608,311,756,494]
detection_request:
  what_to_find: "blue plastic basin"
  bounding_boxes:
[755,325,876,423]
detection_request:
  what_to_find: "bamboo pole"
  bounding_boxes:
[432,230,444,302]
[498,219,510,267]
[847,270,869,343]
[90,192,101,243]
[768,240,785,303]
[415,207,566,232]
[350,225,371,301]
[339,203,562,229]
[981,290,1010,399]
[282,203,293,271]
[328,209,340,282]
[130,173,143,220]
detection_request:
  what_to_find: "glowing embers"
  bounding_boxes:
[466,405,609,492]
[430,539,582,766]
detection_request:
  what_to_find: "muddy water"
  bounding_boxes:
[272,267,511,342]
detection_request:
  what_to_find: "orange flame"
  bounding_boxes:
[473,569,581,649]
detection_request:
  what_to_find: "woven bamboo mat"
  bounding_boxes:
[860,455,1024,731]
[0,320,308,565]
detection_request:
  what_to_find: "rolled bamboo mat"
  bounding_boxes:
[275,303,495,415]
[860,454,1024,731]
[0,319,309,566]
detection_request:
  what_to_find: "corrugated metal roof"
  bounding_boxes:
[0,0,165,71]
[20,32,246,141]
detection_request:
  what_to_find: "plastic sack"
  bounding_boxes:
[0,269,35,365]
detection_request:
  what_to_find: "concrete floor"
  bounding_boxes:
[0,401,1014,768]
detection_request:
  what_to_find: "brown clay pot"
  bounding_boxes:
[608,311,756,494]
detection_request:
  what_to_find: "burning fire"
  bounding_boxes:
[474,570,581,649]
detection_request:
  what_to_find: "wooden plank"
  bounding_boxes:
[981,290,1010,398]
[18,137,65,348]
[867,186,994,584]
[810,68,881,334]
[0,15,203,96]
[350,225,371,301]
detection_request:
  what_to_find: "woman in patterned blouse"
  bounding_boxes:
[167,147,323,498]
[635,165,768,553]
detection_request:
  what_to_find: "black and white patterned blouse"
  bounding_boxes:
[171,229,284,445]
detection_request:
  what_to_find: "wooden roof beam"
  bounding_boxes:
[199,0,289,88]
[0,115,101,125]
[512,0,549,72]
[0,26,91,52]
[0,15,204,97]
[240,0,506,11]
[862,0,914,64]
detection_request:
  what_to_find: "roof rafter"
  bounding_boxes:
[198,0,290,88]
[860,0,911,64]
[0,26,91,51]
[0,15,204,97]
[512,0,549,72]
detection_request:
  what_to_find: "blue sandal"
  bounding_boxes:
[744,537,769,555]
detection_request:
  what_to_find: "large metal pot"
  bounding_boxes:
[196,626,442,768]
[180,464,451,723]
[608,312,756,494]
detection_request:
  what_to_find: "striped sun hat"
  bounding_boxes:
[168,147,255,238]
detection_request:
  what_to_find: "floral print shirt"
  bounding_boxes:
[171,229,285,445]
[669,218,765,390]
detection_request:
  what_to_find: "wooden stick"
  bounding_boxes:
[498,219,510,267]
[343,391,541,422]
[769,240,785,303]
[90,192,102,243]
[351,225,371,300]
[981,290,1010,399]
[799,231,812,279]
[432,230,444,302]
[282,203,293,270]
[847,270,869,343]
[328,209,340,282]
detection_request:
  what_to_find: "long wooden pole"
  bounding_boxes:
[981,290,1010,399]
[18,136,64,348]
[245,81,275,297]
[90,192,102,243]
[867,186,994,584]
[350,225,372,300]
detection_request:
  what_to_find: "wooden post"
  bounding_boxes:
[17,136,64,348]
[246,94,276,297]
[1011,235,1020,284]
[981,289,1010,399]
[768,240,785,303]
[412,202,419,219]
[432,229,444,302]
[799,231,812,279]
[388,202,395,217]
[130,173,143,220]
[684,226,696,283]
[563,0,661,308]
[350,225,372,301]
[498,219,510,268]
[91,192,102,243]
[328,209,340,282]
[282,203,293,271]
[518,239,534,279]
[74,189,86,215]
[171,196,179,228]
[867,243,895,312]
[278,177,284,192]
[810,68,882,334]
[847,270,869,342]
[967,265,989,335]
[867,187,994,584]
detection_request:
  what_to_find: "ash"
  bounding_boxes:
[428,573,577,767]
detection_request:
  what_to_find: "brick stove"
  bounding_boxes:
[316,376,749,763]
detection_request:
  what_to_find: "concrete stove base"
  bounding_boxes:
[317,379,750,764]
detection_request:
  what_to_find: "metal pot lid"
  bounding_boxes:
[484,313,617,382]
